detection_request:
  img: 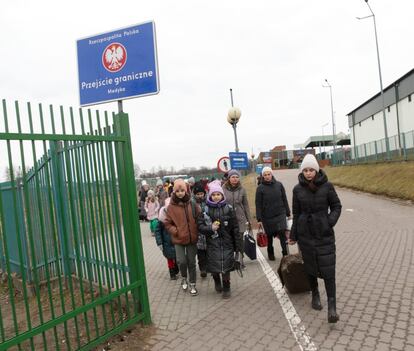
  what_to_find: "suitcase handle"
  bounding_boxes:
[286,242,301,256]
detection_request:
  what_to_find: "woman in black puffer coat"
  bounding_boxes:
[255,167,291,261]
[197,181,241,299]
[289,154,342,323]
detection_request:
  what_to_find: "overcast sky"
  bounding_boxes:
[1,1,413,172]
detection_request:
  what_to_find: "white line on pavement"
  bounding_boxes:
[256,248,318,351]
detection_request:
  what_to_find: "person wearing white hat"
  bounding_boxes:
[156,178,168,208]
[299,153,320,173]
[288,153,342,323]
[255,167,291,261]
[138,181,150,221]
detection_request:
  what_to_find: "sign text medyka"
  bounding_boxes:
[77,21,159,106]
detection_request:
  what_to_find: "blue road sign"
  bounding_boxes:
[77,21,159,106]
[256,163,264,174]
[229,152,249,170]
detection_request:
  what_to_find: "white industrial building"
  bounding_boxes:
[347,68,414,159]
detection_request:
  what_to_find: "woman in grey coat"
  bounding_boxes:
[223,169,252,267]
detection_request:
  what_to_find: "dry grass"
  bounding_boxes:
[241,162,414,212]
[325,161,414,201]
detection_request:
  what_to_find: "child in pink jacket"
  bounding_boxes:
[145,190,160,236]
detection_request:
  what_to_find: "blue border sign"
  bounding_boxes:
[229,152,249,170]
[77,21,159,106]
[255,163,264,174]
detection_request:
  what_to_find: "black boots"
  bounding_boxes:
[311,292,339,323]
[267,247,275,261]
[222,280,231,299]
[213,274,231,298]
[328,297,339,323]
[311,289,323,310]
[169,268,177,280]
[213,274,222,293]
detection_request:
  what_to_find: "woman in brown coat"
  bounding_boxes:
[163,179,201,296]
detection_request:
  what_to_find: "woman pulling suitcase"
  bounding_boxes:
[288,154,342,323]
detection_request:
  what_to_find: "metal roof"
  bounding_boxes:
[303,133,350,148]
[347,68,414,127]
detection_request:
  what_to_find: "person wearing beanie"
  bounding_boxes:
[156,178,168,208]
[155,198,179,280]
[145,189,160,236]
[223,169,252,269]
[255,167,291,261]
[227,169,241,178]
[138,181,150,221]
[289,153,342,323]
[261,166,273,176]
[187,176,195,188]
[197,182,241,299]
[192,182,208,278]
[163,178,201,296]
[300,154,320,173]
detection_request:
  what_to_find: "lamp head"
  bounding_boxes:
[227,107,241,124]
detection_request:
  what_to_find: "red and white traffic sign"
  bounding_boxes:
[217,156,231,173]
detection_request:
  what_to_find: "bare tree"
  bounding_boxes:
[134,163,141,179]
[4,166,28,181]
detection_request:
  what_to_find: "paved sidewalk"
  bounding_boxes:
[102,169,414,351]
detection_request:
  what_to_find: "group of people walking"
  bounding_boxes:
[140,170,251,299]
[140,153,342,323]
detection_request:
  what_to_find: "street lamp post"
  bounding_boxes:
[227,88,241,152]
[357,0,390,159]
[322,79,336,165]
[321,122,329,157]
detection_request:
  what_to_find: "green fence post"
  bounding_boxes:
[402,132,407,161]
[49,141,74,278]
[113,112,151,325]
[364,143,367,163]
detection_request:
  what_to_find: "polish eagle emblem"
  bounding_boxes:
[102,43,127,72]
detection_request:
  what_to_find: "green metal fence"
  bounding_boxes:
[333,129,414,165]
[0,99,150,350]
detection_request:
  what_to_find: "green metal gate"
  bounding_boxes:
[0,99,150,350]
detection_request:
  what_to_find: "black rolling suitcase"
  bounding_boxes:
[277,244,311,294]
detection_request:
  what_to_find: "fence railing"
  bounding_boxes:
[0,99,150,350]
[333,129,414,165]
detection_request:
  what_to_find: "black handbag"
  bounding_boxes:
[243,230,257,260]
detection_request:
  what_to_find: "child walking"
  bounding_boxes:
[192,182,207,278]
[155,198,179,280]
[145,189,160,236]
[163,179,201,296]
[197,182,241,299]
